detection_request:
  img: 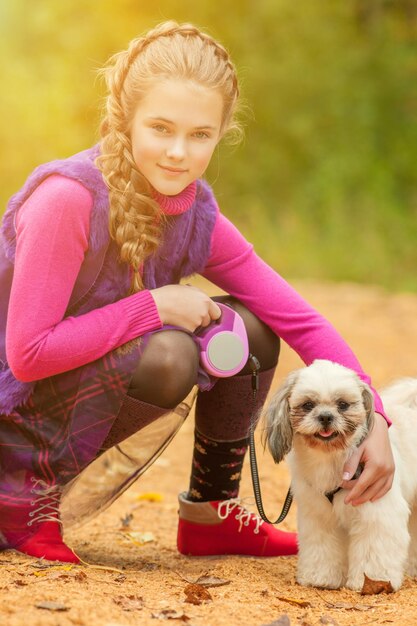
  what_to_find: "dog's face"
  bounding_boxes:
[264,360,375,463]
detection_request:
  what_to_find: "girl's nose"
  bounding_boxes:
[166,137,186,161]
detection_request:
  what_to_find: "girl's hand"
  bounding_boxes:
[341,413,395,506]
[150,284,221,332]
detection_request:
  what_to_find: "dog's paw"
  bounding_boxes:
[345,574,365,592]
[346,571,402,592]
[297,571,343,590]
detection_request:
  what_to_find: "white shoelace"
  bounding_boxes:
[27,478,61,526]
[217,498,264,534]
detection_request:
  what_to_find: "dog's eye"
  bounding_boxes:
[301,401,315,412]
[337,401,350,411]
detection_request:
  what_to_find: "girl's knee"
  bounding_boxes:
[129,331,199,407]
[154,332,199,379]
[213,295,280,370]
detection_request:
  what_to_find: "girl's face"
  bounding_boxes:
[130,79,223,196]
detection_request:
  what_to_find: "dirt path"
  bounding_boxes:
[1,280,417,626]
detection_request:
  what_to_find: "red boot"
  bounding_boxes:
[0,476,79,563]
[177,492,298,557]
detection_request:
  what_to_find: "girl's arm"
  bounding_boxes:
[6,174,162,382]
[202,208,395,505]
[202,210,389,421]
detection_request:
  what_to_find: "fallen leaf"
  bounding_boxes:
[277,595,311,608]
[195,575,230,588]
[114,573,127,583]
[74,571,88,581]
[184,583,212,605]
[319,616,340,625]
[361,574,394,595]
[52,572,71,581]
[28,560,51,569]
[151,609,190,621]
[120,513,134,528]
[325,601,374,611]
[141,562,159,571]
[136,492,164,502]
[261,616,290,626]
[122,531,155,546]
[35,601,69,612]
[113,595,144,611]
[30,561,73,571]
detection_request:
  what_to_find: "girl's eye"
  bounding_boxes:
[193,131,210,139]
[337,401,350,411]
[152,125,169,133]
[301,401,315,412]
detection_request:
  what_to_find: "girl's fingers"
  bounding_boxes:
[369,477,393,502]
[344,466,392,505]
[209,300,222,320]
[347,476,391,506]
[200,313,211,328]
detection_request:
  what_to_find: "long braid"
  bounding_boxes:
[96,33,163,294]
[96,21,241,295]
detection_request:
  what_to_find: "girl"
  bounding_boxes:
[0,21,393,564]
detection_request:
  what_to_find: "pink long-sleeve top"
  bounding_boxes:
[6,174,388,420]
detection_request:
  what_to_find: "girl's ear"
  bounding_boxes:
[262,372,298,464]
[360,380,375,434]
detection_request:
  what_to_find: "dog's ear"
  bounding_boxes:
[262,371,298,464]
[360,380,375,434]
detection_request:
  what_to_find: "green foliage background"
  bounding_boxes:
[1,0,417,291]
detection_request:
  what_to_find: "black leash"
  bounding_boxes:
[248,354,293,524]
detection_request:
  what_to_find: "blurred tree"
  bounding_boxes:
[1,0,416,291]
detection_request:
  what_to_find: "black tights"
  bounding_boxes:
[125,296,280,501]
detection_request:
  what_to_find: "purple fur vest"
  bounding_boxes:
[0,145,217,414]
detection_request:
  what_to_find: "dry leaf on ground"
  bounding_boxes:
[136,492,164,502]
[195,575,230,587]
[35,601,69,611]
[121,530,155,546]
[184,583,212,605]
[112,594,144,611]
[261,615,291,626]
[325,601,374,611]
[119,513,134,528]
[361,574,394,595]
[277,595,311,608]
[151,609,190,621]
[319,615,340,625]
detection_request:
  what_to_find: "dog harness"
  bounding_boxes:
[325,463,364,503]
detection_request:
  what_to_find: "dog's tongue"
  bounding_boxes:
[319,430,334,438]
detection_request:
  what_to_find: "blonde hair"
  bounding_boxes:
[96,21,241,294]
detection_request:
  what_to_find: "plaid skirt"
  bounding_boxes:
[0,328,213,526]
[0,348,139,484]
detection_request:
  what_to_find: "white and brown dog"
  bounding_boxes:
[264,359,417,591]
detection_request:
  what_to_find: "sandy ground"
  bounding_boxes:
[1,279,417,626]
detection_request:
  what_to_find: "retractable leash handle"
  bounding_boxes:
[195,303,249,377]
[248,355,293,525]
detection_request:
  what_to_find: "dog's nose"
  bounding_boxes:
[318,411,334,429]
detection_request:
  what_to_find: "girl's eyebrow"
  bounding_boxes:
[146,116,217,130]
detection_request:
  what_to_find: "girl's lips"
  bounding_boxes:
[158,164,188,174]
